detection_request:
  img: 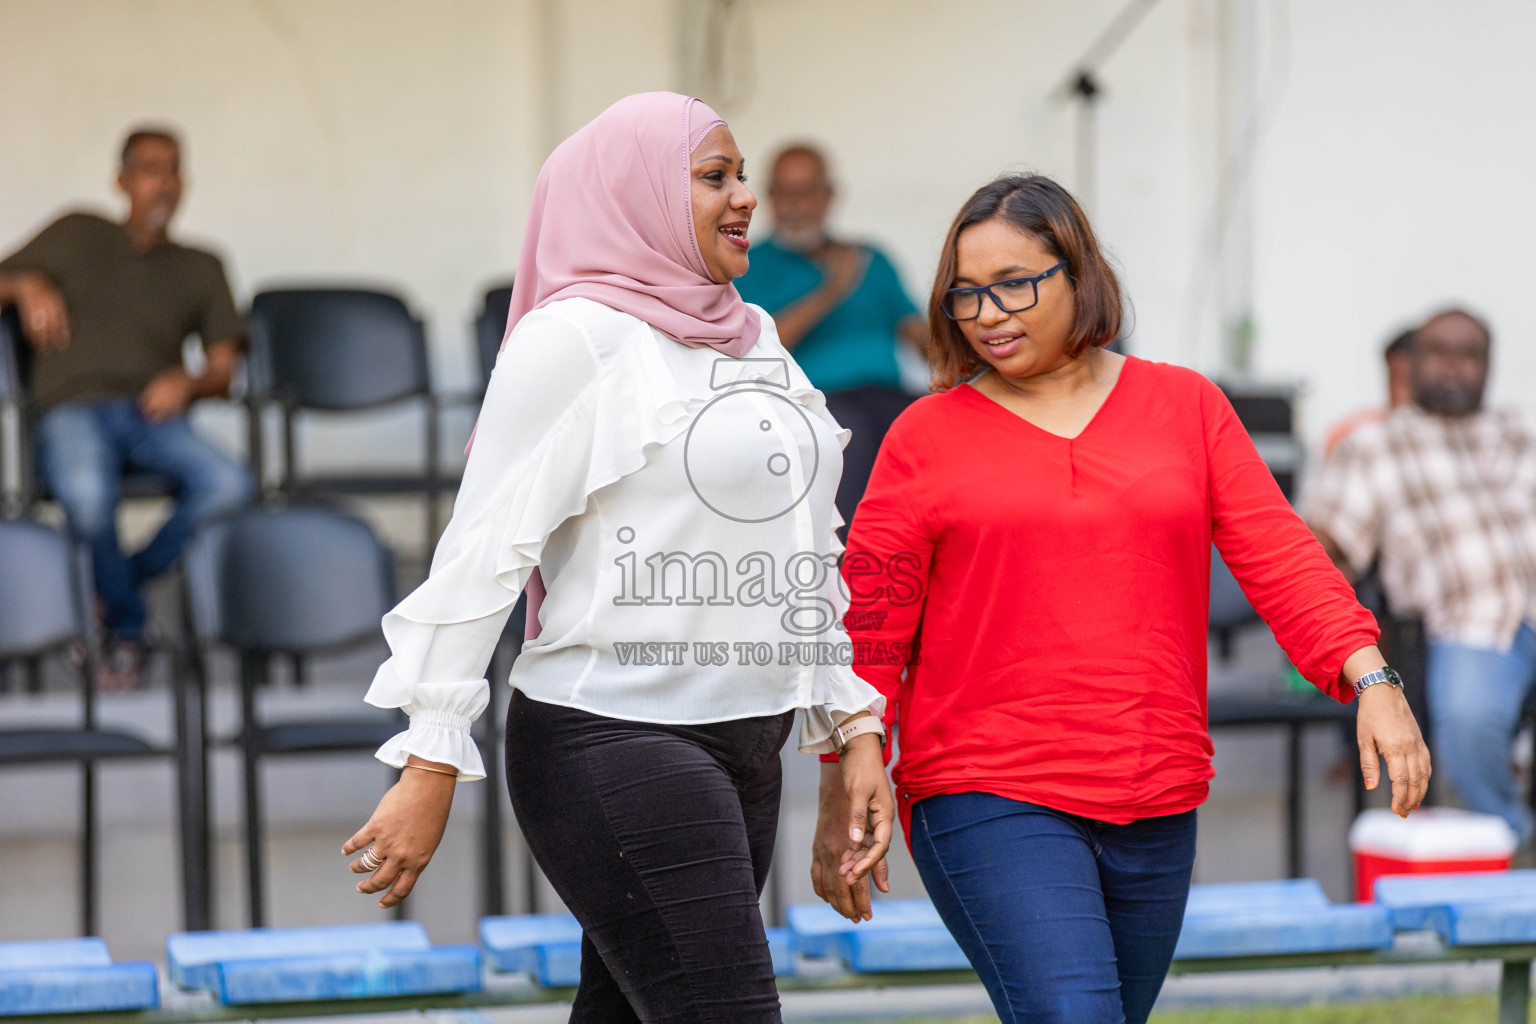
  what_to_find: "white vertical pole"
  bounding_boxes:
[1216,0,1260,374]
[1076,91,1098,215]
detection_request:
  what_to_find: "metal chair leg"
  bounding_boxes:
[245,397,268,498]
[81,759,97,936]
[242,743,265,928]
[1285,722,1304,879]
[279,401,297,501]
[240,652,267,928]
[173,644,212,930]
[479,650,506,918]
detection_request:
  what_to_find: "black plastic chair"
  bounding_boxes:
[0,518,206,934]
[474,284,514,389]
[1217,381,1303,499]
[246,289,474,555]
[182,503,411,927]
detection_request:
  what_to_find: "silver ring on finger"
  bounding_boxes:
[360,847,384,871]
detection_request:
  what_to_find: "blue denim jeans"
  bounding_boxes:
[1428,622,1536,844]
[910,792,1197,1024]
[34,398,255,641]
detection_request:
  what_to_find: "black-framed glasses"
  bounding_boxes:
[940,260,1067,321]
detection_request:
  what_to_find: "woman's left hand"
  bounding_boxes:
[837,733,895,883]
[1356,678,1431,817]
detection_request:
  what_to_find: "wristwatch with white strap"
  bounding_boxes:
[834,714,886,753]
[1352,665,1405,698]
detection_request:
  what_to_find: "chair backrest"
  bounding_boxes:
[247,289,428,411]
[474,284,514,387]
[1219,383,1294,435]
[0,519,89,657]
[1215,380,1302,498]
[1209,547,1259,632]
[184,505,395,654]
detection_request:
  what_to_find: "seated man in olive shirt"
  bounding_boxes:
[0,128,254,687]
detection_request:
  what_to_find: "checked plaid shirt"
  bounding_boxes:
[1304,404,1536,651]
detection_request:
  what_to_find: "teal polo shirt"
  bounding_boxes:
[735,237,916,393]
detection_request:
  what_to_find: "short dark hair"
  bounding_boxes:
[120,127,180,170]
[1384,329,1415,360]
[928,174,1122,390]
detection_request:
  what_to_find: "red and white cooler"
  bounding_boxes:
[1349,808,1519,902]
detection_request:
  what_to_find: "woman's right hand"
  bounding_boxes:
[343,756,458,908]
[811,757,891,922]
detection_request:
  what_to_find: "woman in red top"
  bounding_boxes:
[811,175,1431,1024]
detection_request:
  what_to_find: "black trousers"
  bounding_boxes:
[505,690,794,1024]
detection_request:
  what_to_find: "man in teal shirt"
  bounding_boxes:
[735,144,926,530]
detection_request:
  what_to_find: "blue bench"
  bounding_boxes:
[777,879,1530,1023]
[479,914,795,984]
[1372,869,1536,1019]
[480,914,582,987]
[1374,869,1536,933]
[785,899,967,972]
[165,921,480,1006]
[0,938,158,1015]
[6,879,1531,1022]
[1174,879,1393,959]
[783,882,1393,974]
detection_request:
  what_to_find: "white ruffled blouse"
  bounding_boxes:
[364,297,886,780]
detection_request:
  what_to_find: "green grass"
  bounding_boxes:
[850,993,1513,1023]
[1150,994,1503,1023]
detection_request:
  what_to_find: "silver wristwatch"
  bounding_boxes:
[1352,665,1404,698]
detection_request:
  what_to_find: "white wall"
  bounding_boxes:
[1250,0,1536,436]
[2,0,1530,451]
[720,0,1218,372]
[4,0,536,393]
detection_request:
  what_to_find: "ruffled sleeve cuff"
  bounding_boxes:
[798,666,888,756]
[370,679,490,783]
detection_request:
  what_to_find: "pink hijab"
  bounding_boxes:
[478,91,761,641]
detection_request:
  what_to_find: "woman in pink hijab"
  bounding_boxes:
[344,92,894,1021]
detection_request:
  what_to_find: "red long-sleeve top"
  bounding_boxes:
[834,357,1378,832]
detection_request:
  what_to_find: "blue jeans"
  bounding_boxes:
[1428,623,1536,844]
[910,793,1197,1024]
[34,398,255,641]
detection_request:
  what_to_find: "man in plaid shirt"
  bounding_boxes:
[1307,309,1536,843]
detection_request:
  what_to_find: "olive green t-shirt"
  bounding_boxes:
[0,211,243,410]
